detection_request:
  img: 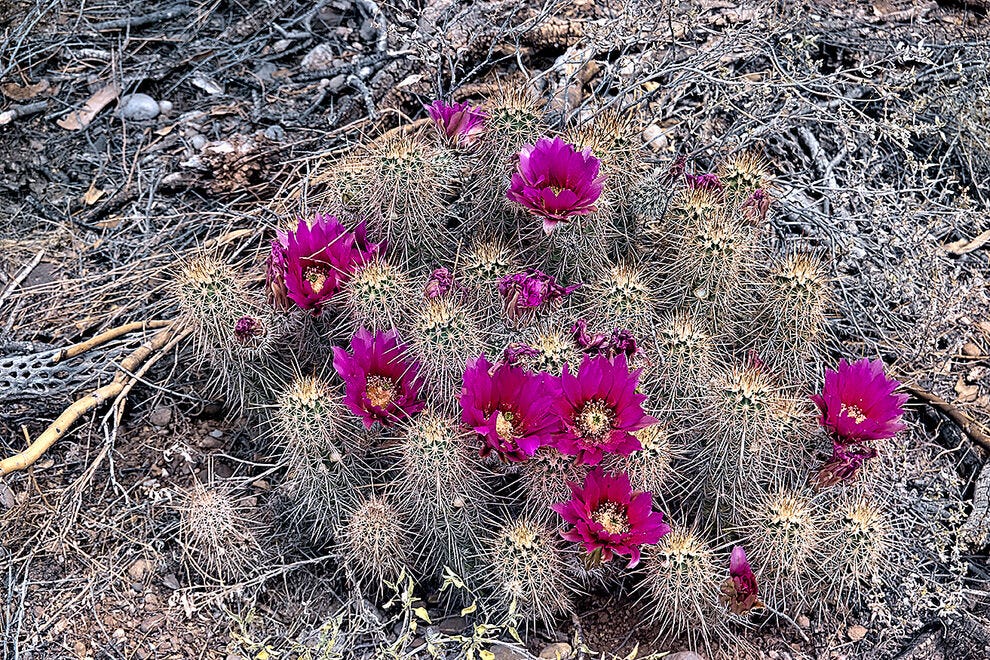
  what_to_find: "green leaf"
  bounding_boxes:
[508,626,523,644]
[460,602,477,616]
[479,651,496,660]
[413,607,432,623]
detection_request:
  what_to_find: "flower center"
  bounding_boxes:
[592,501,629,535]
[550,184,564,196]
[495,410,517,441]
[576,399,615,443]
[304,265,329,294]
[840,403,867,424]
[366,375,398,408]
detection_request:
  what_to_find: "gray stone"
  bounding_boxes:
[665,653,705,660]
[263,125,285,141]
[149,406,171,427]
[491,646,528,660]
[118,93,160,120]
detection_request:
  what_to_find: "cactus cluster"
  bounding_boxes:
[170,89,943,653]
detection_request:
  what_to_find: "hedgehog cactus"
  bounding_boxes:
[166,86,929,656]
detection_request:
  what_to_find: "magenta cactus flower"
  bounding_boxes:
[685,172,723,191]
[498,268,580,323]
[267,215,382,313]
[506,136,605,233]
[425,100,487,147]
[332,328,426,428]
[552,467,670,568]
[459,354,561,462]
[811,358,907,442]
[721,546,761,615]
[553,354,655,465]
[814,441,879,487]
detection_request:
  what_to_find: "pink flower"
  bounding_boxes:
[721,546,761,615]
[498,268,580,323]
[506,137,605,233]
[267,215,382,313]
[814,441,879,487]
[425,100,487,147]
[552,467,670,568]
[459,355,561,462]
[503,342,542,366]
[685,172,723,191]
[811,358,907,443]
[332,328,426,428]
[553,354,655,466]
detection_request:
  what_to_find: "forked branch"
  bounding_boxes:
[1,321,186,476]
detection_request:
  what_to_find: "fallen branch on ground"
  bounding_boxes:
[0,321,187,476]
[904,382,990,451]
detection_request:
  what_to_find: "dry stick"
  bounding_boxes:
[0,249,45,308]
[0,101,48,126]
[52,319,171,363]
[0,323,181,476]
[904,382,990,451]
[89,4,192,31]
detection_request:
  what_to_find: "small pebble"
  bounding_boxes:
[301,43,336,71]
[666,653,705,660]
[149,406,171,427]
[157,100,173,115]
[118,93,160,120]
[263,125,285,141]
[190,134,207,150]
[848,624,868,641]
[209,429,223,439]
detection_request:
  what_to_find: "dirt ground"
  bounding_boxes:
[2,0,990,658]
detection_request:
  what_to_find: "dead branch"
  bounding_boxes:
[0,101,48,126]
[52,320,171,363]
[0,322,186,476]
[89,4,192,31]
[904,382,990,451]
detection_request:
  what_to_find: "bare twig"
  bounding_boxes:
[0,250,44,308]
[89,4,192,31]
[903,382,990,451]
[0,101,48,126]
[0,322,187,476]
[51,320,171,363]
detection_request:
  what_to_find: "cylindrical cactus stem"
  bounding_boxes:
[339,495,413,597]
[176,480,268,582]
[637,527,730,653]
[395,410,494,579]
[477,517,575,630]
